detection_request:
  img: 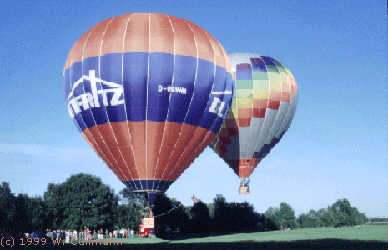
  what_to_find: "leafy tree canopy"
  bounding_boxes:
[265,202,296,229]
[44,173,118,231]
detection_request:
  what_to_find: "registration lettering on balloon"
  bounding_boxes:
[67,70,124,118]
[157,85,187,94]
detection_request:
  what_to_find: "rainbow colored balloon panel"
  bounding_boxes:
[211,53,298,178]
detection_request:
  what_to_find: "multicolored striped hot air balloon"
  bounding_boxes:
[211,53,298,194]
[63,13,233,204]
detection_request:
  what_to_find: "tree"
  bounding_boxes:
[44,173,118,231]
[297,209,323,228]
[330,199,353,227]
[117,188,146,231]
[189,201,210,232]
[153,193,174,236]
[29,197,49,232]
[265,202,296,229]
[329,198,367,227]
[152,194,189,236]
[317,208,335,227]
[119,188,147,207]
[297,199,367,228]
[258,213,278,231]
[265,207,281,229]
[227,202,257,232]
[352,207,367,225]
[0,183,48,234]
[279,202,296,228]
[213,195,229,231]
[116,204,142,231]
[0,182,16,233]
[213,195,266,232]
[14,194,34,234]
[13,194,47,234]
[167,199,189,233]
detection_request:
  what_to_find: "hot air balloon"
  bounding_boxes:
[211,53,298,194]
[63,13,233,207]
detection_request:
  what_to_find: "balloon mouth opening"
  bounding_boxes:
[122,180,173,207]
[122,180,173,193]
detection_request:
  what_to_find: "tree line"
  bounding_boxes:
[150,194,278,236]
[296,199,368,228]
[0,173,368,237]
[265,200,367,229]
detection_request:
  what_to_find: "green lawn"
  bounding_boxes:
[45,225,387,250]
[118,224,388,244]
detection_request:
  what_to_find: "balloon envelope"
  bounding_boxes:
[211,53,298,179]
[63,13,233,200]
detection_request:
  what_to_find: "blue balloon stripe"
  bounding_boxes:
[64,52,233,134]
[147,52,174,122]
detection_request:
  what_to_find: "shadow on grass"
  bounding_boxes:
[11,239,388,250]
[158,231,238,240]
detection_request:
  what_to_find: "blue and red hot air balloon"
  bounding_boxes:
[63,13,233,205]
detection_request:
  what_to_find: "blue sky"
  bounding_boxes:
[0,0,386,217]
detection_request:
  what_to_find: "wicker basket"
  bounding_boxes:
[239,186,249,194]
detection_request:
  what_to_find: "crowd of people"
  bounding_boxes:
[44,228,135,242]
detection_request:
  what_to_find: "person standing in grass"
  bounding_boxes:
[65,230,69,243]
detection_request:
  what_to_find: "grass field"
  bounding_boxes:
[119,224,388,244]
[82,224,387,249]
[23,224,387,249]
